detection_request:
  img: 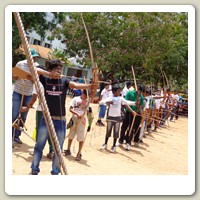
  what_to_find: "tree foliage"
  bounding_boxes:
[52,12,188,91]
[13,12,188,91]
[12,12,67,65]
[47,48,73,67]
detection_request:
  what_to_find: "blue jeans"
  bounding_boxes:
[98,105,107,119]
[12,91,32,138]
[31,117,66,175]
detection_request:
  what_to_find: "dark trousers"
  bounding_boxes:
[119,111,133,144]
[119,112,142,144]
[170,105,179,120]
[161,107,169,125]
[128,115,142,144]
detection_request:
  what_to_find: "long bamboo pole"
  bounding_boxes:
[13,12,68,175]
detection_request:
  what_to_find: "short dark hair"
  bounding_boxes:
[137,84,144,92]
[145,88,151,94]
[126,81,132,87]
[46,59,63,70]
[112,86,121,93]
[104,82,110,86]
[81,89,88,96]
[142,85,146,93]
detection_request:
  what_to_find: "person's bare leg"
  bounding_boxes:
[64,139,73,155]
[77,141,83,156]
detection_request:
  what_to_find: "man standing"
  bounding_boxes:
[121,81,132,98]
[170,90,180,121]
[12,49,39,144]
[12,49,44,144]
[30,59,96,175]
[96,83,112,126]
[119,85,144,149]
[12,49,60,145]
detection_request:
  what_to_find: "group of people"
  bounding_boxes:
[95,81,182,152]
[12,48,183,175]
[12,49,97,175]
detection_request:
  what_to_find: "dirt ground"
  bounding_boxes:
[12,96,188,175]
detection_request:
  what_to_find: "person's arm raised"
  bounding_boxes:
[69,81,97,94]
[36,68,61,79]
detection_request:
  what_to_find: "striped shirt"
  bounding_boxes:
[13,60,39,96]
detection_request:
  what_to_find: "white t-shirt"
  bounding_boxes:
[14,60,39,96]
[172,94,179,106]
[145,96,150,109]
[143,98,148,111]
[145,96,154,109]
[99,87,112,105]
[162,94,170,108]
[100,96,135,117]
[155,97,162,109]
[70,96,88,116]
[121,85,129,97]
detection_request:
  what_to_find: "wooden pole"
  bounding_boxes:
[13,12,68,175]
[131,66,137,91]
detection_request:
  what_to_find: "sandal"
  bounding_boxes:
[47,152,54,159]
[63,149,71,156]
[75,154,82,161]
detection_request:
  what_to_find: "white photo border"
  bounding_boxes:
[5,4,195,195]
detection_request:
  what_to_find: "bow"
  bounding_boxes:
[162,70,169,89]
[128,66,138,137]
[72,14,98,158]
[81,14,99,103]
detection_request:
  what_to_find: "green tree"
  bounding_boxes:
[12,12,67,65]
[56,12,188,91]
[13,12,188,91]
[48,48,73,66]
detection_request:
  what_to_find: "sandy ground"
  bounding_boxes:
[12,96,188,175]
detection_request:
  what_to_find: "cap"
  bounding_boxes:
[30,48,39,57]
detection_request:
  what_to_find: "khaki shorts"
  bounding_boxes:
[68,115,86,142]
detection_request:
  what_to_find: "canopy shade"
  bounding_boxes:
[17,44,53,59]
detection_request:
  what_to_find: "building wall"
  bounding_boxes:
[26,12,92,81]
[63,66,91,83]
[27,30,66,51]
[37,57,46,66]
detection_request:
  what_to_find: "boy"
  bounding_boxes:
[30,60,96,175]
[64,90,89,161]
[100,87,136,152]
[96,83,112,126]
